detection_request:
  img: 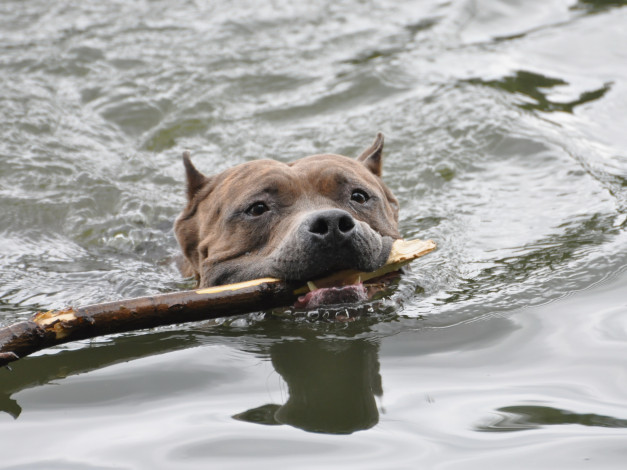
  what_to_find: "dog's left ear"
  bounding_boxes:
[356,132,384,177]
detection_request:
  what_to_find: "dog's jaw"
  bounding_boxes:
[197,232,394,287]
[266,220,395,284]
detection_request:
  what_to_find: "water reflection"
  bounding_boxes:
[468,70,612,113]
[234,336,382,434]
[0,331,201,419]
[1,315,386,435]
[478,405,627,432]
[572,0,627,14]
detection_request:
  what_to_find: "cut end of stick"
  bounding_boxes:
[386,238,437,264]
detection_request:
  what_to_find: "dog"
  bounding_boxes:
[174,133,401,307]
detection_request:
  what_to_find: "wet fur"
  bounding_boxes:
[174,134,401,287]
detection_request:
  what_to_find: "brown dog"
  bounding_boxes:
[174,133,401,304]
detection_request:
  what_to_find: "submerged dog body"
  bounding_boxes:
[174,133,401,288]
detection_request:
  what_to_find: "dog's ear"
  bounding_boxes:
[182,151,208,201]
[356,132,384,176]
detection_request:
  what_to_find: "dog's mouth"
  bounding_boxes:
[294,283,368,309]
[292,271,399,310]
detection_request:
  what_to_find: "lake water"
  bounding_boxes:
[1,0,626,468]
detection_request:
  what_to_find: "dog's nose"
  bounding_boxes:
[306,209,356,243]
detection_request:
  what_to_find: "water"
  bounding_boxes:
[1,0,626,467]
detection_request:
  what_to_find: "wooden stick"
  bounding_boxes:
[0,239,435,367]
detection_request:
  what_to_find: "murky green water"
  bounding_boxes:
[1,0,627,468]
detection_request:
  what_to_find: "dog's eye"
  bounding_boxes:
[350,189,370,204]
[246,201,269,217]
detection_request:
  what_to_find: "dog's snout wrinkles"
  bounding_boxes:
[307,209,356,243]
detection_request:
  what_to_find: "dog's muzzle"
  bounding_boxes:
[269,208,392,284]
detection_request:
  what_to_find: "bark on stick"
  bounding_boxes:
[0,239,435,367]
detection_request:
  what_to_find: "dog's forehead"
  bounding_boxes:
[214,154,377,199]
[215,159,294,198]
[222,159,289,183]
[289,153,378,185]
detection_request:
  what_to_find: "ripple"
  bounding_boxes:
[98,98,166,136]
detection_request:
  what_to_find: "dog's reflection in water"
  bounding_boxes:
[233,335,382,434]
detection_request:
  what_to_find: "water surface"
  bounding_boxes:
[1,0,626,468]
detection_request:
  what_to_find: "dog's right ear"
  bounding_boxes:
[182,151,208,201]
[356,132,384,177]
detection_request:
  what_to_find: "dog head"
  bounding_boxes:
[174,133,400,287]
